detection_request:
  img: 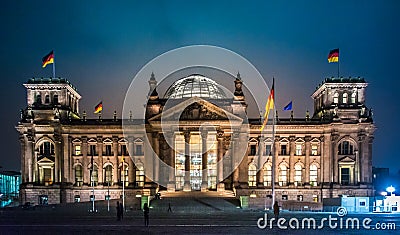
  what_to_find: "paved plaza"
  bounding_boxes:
[1,196,399,235]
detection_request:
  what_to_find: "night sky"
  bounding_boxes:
[1,1,399,174]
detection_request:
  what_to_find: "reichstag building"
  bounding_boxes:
[16,72,375,207]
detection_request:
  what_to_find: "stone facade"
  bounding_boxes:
[16,75,375,206]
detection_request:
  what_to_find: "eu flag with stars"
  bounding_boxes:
[283,101,292,111]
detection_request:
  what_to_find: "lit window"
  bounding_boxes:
[74,145,81,155]
[104,165,112,184]
[136,164,145,187]
[351,92,357,103]
[248,163,257,187]
[75,165,83,186]
[310,164,318,186]
[263,164,272,186]
[90,165,98,186]
[333,92,339,104]
[294,164,302,186]
[313,195,318,202]
[295,144,302,156]
[282,195,288,200]
[311,144,318,156]
[342,93,348,103]
[297,195,303,201]
[120,165,129,186]
[279,165,287,186]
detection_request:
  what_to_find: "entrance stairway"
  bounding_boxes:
[150,191,239,213]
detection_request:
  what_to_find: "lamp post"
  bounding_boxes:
[387,185,395,196]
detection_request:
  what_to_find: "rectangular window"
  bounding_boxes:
[282,195,288,201]
[89,145,96,156]
[121,145,128,156]
[105,145,112,156]
[74,145,81,155]
[341,167,350,185]
[295,144,302,156]
[313,195,318,202]
[297,195,303,201]
[280,144,287,155]
[265,144,271,155]
[135,145,143,155]
[311,144,318,156]
[250,145,257,156]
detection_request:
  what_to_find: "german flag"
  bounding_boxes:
[260,78,274,131]
[94,102,103,114]
[328,48,339,63]
[42,51,54,68]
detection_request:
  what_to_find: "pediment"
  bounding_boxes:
[149,97,242,123]
[338,156,355,163]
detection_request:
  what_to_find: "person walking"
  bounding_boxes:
[120,202,124,220]
[116,201,121,221]
[143,203,149,227]
[167,202,172,213]
[273,201,280,220]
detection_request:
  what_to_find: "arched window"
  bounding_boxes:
[310,164,318,186]
[278,165,287,186]
[333,92,339,104]
[53,95,59,104]
[294,164,302,186]
[36,94,42,104]
[75,165,83,186]
[104,165,113,185]
[135,163,145,187]
[342,93,348,104]
[248,163,257,187]
[90,165,98,186]
[45,95,50,104]
[338,141,354,155]
[120,164,129,186]
[351,92,357,103]
[38,141,54,156]
[263,164,272,186]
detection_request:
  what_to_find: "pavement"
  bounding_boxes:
[1,194,400,234]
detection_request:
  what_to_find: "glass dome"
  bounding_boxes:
[164,74,227,99]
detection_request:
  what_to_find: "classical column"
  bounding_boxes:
[26,134,34,183]
[304,136,311,185]
[331,134,339,184]
[289,136,295,185]
[19,135,26,183]
[232,131,239,187]
[128,137,134,185]
[166,132,175,192]
[273,136,280,187]
[183,131,191,191]
[319,135,325,185]
[112,137,118,184]
[98,136,104,184]
[201,130,208,192]
[82,137,89,185]
[62,134,70,183]
[217,130,225,191]
[152,132,160,183]
[54,134,61,183]
[257,136,265,187]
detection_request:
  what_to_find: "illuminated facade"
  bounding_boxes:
[16,74,375,206]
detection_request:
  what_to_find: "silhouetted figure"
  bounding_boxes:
[273,201,280,219]
[120,202,124,220]
[143,203,149,226]
[116,201,121,221]
[167,203,172,212]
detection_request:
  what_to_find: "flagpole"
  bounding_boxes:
[52,51,56,78]
[337,55,340,78]
[271,89,276,210]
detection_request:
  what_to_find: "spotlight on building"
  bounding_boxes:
[386,185,395,196]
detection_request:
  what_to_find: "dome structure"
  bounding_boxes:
[164,74,227,99]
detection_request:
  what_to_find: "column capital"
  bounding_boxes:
[183,131,191,142]
[319,135,325,143]
[217,130,224,139]
[289,136,296,142]
[200,130,208,139]
[305,135,312,142]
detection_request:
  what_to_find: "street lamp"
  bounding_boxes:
[386,185,395,196]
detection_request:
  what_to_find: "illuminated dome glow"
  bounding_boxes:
[164,74,227,99]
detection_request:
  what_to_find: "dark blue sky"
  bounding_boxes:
[1,1,399,173]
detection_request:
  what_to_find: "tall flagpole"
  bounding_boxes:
[52,51,56,78]
[271,88,276,209]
